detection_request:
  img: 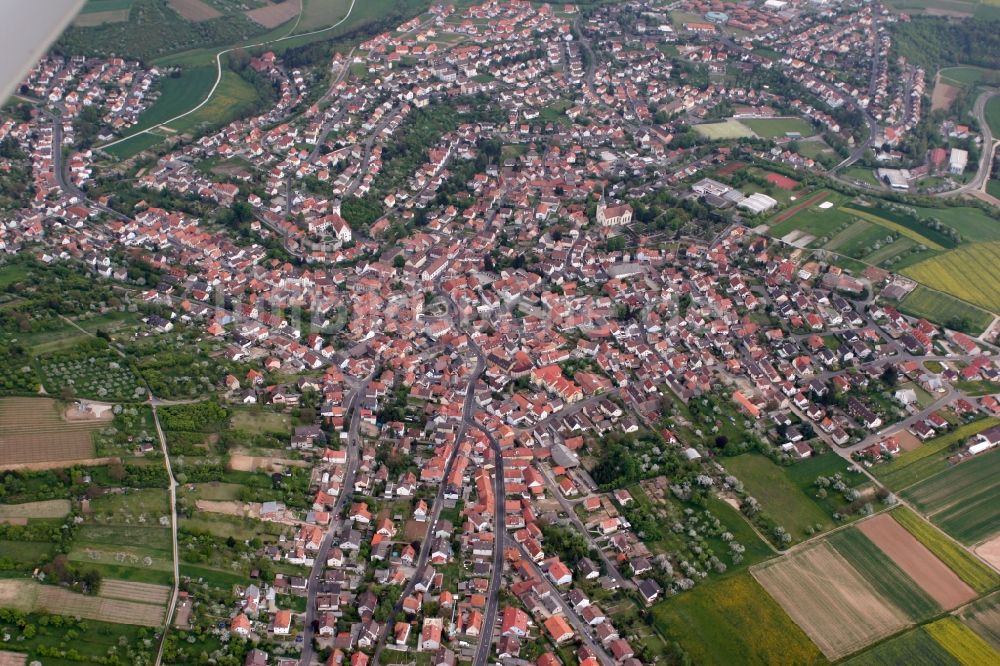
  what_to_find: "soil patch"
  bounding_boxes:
[858,513,977,609]
[974,534,1000,572]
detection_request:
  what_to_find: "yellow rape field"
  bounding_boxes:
[925,617,1000,666]
[902,242,1000,313]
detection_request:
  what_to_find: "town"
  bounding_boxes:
[0,1,999,666]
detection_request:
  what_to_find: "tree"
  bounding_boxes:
[881,365,899,388]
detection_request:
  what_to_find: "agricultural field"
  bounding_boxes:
[959,592,1000,651]
[900,448,1000,545]
[872,418,999,490]
[0,398,102,468]
[650,573,824,665]
[925,617,1000,665]
[752,540,909,660]
[826,527,941,621]
[0,579,164,626]
[856,513,976,609]
[892,507,1000,594]
[75,0,133,27]
[898,286,994,335]
[842,626,960,666]
[693,119,755,140]
[37,343,144,402]
[937,65,1000,88]
[723,454,836,542]
[741,116,815,138]
[902,242,1000,313]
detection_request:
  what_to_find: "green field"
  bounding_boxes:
[741,117,816,138]
[898,286,994,335]
[864,236,918,265]
[129,65,218,133]
[723,454,834,542]
[827,528,941,621]
[873,418,999,490]
[842,626,960,666]
[892,507,1000,594]
[650,573,824,665]
[767,193,854,239]
[830,222,892,258]
[903,242,1000,313]
[911,205,1000,243]
[901,448,1000,545]
[960,592,1000,651]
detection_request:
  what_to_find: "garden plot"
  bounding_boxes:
[753,540,910,660]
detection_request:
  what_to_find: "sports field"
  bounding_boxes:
[741,117,815,138]
[693,119,755,140]
[902,242,1000,313]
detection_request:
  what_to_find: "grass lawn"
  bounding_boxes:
[80,0,135,12]
[231,408,292,433]
[827,527,941,622]
[181,513,284,540]
[938,65,1000,88]
[650,573,825,665]
[898,286,994,335]
[901,448,1000,545]
[873,418,999,490]
[723,454,834,542]
[742,116,815,138]
[892,507,1000,594]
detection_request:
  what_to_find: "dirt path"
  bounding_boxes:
[858,513,977,609]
